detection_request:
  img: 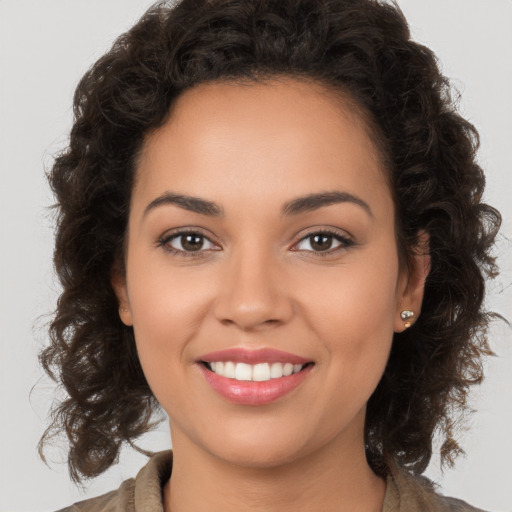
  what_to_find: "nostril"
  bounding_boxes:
[218,317,283,332]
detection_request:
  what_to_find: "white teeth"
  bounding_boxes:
[224,361,236,378]
[253,363,270,381]
[207,361,305,381]
[283,363,293,376]
[270,362,284,378]
[235,362,252,381]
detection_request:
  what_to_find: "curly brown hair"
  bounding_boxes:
[39,0,501,483]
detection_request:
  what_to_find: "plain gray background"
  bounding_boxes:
[1,1,511,511]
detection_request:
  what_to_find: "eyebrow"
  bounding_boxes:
[144,192,224,217]
[143,190,373,218]
[282,191,373,218]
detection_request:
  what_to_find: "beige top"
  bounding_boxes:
[56,451,487,512]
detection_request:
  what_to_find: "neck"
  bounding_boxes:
[164,419,386,512]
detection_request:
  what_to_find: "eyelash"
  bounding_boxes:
[157,228,219,258]
[293,230,355,255]
[157,227,355,259]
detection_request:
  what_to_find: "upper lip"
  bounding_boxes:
[198,348,311,365]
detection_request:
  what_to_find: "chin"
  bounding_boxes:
[192,418,332,471]
[210,441,307,470]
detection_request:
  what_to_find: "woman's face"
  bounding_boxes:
[115,78,421,468]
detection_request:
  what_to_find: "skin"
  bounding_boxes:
[113,77,430,512]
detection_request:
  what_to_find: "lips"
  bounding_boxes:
[200,348,310,365]
[197,348,314,405]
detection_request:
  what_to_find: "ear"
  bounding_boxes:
[111,267,133,326]
[394,231,431,333]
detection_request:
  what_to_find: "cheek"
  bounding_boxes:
[300,248,399,386]
[303,249,399,329]
[125,256,216,388]
[128,244,215,322]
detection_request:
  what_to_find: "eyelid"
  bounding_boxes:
[157,227,221,257]
[291,227,355,255]
[157,226,355,257]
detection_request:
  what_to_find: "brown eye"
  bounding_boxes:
[164,232,217,253]
[309,234,334,251]
[180,233,204,251]
[294,230,353,254]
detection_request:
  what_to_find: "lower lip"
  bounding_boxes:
[198,364,313,405]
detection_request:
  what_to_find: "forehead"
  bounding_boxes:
[134,78,391,215]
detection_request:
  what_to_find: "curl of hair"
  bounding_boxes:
[39,0,501,482]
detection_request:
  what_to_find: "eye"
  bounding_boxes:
[158,229,219,256]
[294,230,354,254]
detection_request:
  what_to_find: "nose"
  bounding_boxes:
[213,246,294,332]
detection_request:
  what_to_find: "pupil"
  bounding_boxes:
[311,234,332,251]
[182,234,203,251]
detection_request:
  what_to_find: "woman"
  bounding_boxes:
[39,0,501,510]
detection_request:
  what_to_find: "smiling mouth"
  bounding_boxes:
[198,349,315,404]
[202,361,314,382]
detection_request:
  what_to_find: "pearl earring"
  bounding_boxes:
[400,310,414,329]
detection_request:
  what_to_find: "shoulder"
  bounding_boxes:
[52,450,173,512]
[387,469,489,512]
[53,478,135,512]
